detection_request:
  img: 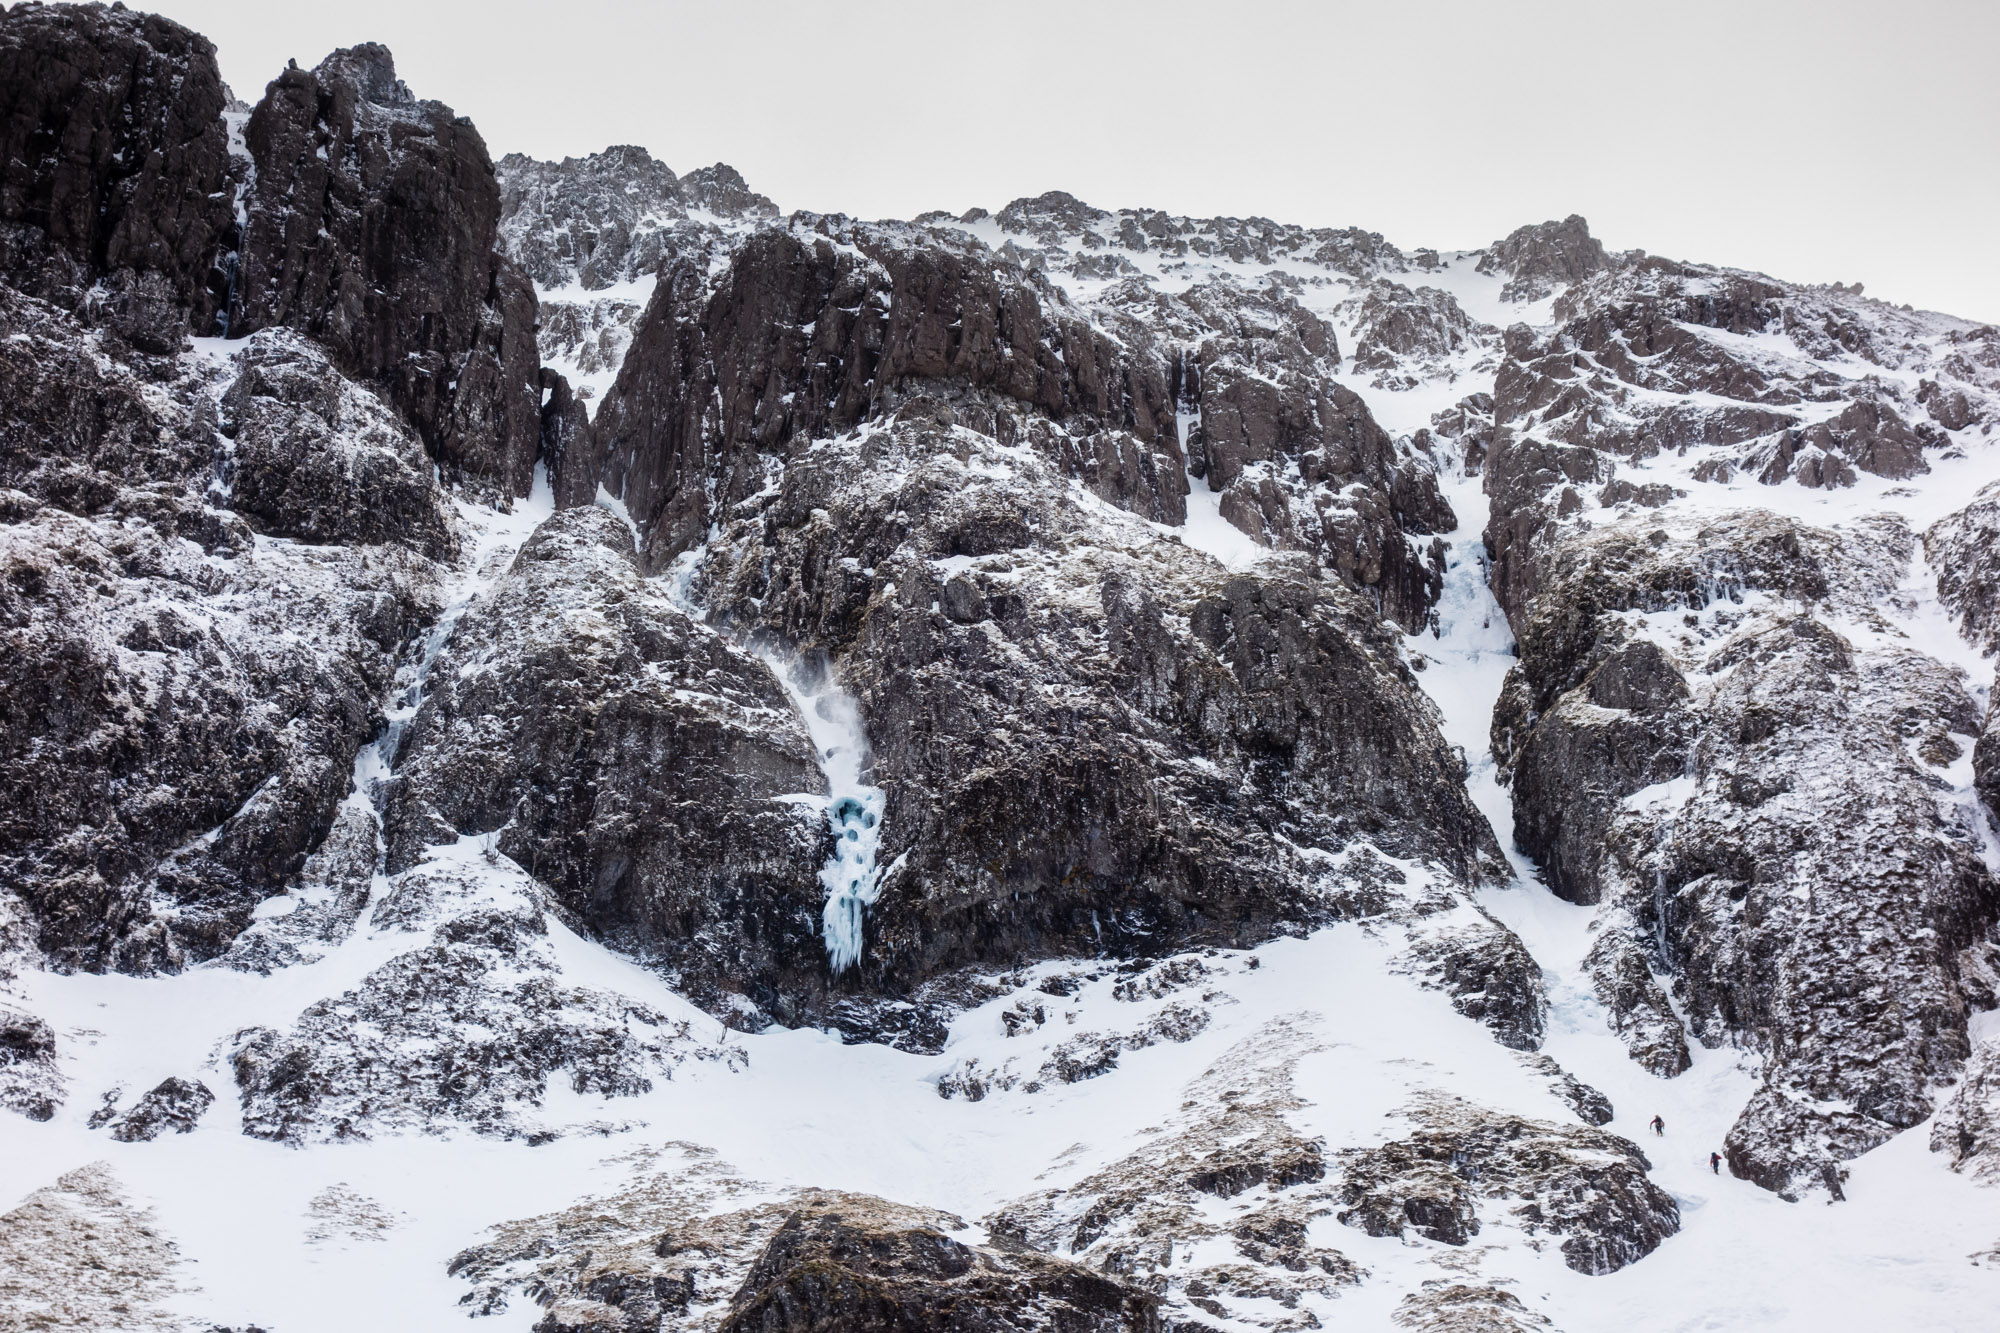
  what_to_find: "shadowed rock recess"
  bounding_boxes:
[6,3,2000,1329]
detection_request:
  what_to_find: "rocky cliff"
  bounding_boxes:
[4,6,2000,1332]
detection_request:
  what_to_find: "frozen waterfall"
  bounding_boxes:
[762,652,887,973]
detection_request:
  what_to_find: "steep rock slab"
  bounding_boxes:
[233,44,542,494]
[0,2,233,346]
[0,282,218,506]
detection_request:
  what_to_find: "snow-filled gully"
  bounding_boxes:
[1397,440,2000,1332]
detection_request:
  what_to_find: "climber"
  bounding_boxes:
[1711,1151,1723,1175]
[1650,1114,1664,1136]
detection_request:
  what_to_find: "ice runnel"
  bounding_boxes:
[761,651,887,973]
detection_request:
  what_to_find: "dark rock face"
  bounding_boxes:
[720,1206,1162,1333]
[384,507,832,1019]
[581,218,1184,559]
[1336,1096,1678,1275]
[103,1076,212,1141]
[1492,511,1998,1194]
[494,147,779,429]
[232,44,541,494]
[0,289,449,973]
[0,3,233,346]
[686,424,1503,1012]
[1477,215,1611,302]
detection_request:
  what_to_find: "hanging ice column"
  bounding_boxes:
[764,652,887,973]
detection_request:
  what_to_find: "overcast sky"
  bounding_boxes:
[130,0,2000,321]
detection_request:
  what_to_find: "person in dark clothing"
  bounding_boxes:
[1711,1151,1723,1175]
[1650,1114,1664,1136]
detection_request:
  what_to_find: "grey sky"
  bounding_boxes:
[128,0,2000,322]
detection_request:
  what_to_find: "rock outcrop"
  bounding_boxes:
[452,1154,1160,1333]
[722,1204,1162,1332]
[1350,280,1492,390]
[1482,252,2000,1198]
[230,843,737,1144]
[383,507,833,1020]
[497,144,775,293]
[0,1008,61,1121]
[1477,216,1611,303]
[0,2,234,347]
[1335,1095,1678,1275]
[100,1076,212,1141]
[232,44,542,494]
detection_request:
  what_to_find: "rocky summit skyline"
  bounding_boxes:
[2,5,1999,1331]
